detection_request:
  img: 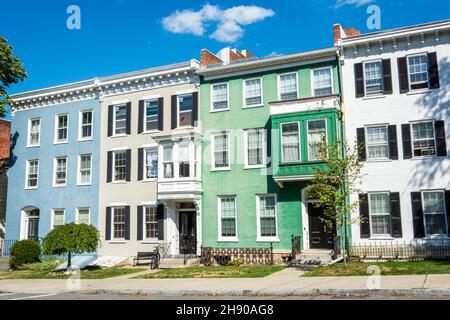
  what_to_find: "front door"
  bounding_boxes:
[307,203,334,249]
[179,211,197,254]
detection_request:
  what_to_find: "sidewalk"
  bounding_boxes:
[1,268,450,297]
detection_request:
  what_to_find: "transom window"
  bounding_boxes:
[307,119,327,161]
[26,160,39,188]
[219,196,237,238]
[364,61,383,94]
[279,73,298,101]
[258,195,277,238]
[145,149,158,179]
[366,126,389,159]
[79,154,92,185]
[113,207,125,240]
[163,145,174,179]
[52,209,65,229]
[178,94,193,127]
[54,157,67,186]
[80,110,93,139]
[211,83,229,110]
[422,191,447,236]
[408,54,428,90]
[113,151,127,181]
[78,208,90,225]
[212,132,229,169]
[55,114,68,143]
[244,78,263,106]
[369,193,391,236]
[411,122,435,157]
[281,122,300,163]
[313,68,333,96]
[144,206,158,239]
[28,118,41,146]
[145,100,158,131]
[114,104,127,135]
[245,129,265,167]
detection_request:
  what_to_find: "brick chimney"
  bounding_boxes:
[333,24,361,45]
[201,48,256,67]
[241,50,254,58]
[0,120,10,160]
[200,49,223,67]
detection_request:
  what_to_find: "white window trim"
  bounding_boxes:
[244,128,266,169]
[421,190,448,237]
[306,118,328,161]
[53,156,68,188]
[25,159,39,190]
[243,77,264,108]
[54,113,69,144]
[143,99,160,133]
[51,208,65,230]
[367,192,391,237]
[111,206,126,241]
[365,124,390,161]
[210,82,230,112]
[406,53,429,91]
[143,205,158,241]
[27,118,41,147]
[277,72,299,101]
[77,154,92,186]
[76,207,91,225]
[143,148,158,181]
[177,94,194,129]
[362,60,384,96]
[113,103,128,137]
[256,194,280,242]
[112,150,127,183]
[78,109,94,141]
[280,121,301,163]
[409,120,437,159]
[211,131,231,171]
[310,66,334,97]
[217,196,239,242]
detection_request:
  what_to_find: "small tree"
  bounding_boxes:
[306,137,365,266]
[42,223,99,270]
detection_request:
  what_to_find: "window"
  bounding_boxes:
[366,126,389,159]
[144,206,158,239]
[26,160,39,188]
[211,83,229,110]
[113,151,127,181]
[54,157,67,186]
[145,149,158,179]
[281,122,300,162]
[411,122,435,157]
[80,110,93,139]
[145,100,158,131]
[364,61,383,94]
[279,73,298,100]
[52,209,65,229]
[422,191,447,235]
[178,144,190,178]
[408,54,428,90]
[307,119,327,161]
[28,118,41,146]
[114,104,127,135]
[178,94,193,127]
[257,195,277,239]
[313,68,333,96]
[77,208,90,225]
[219,196,237,239]
[212,132,230,169]
[245,129,265,167]
[369,193,391,236]
[163,145,174,178]
[55,114,68,143]
[112,207,126,240]
[244,78,263,107]
[78,154,92,185]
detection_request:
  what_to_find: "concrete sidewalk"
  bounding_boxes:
[1,268,450,297]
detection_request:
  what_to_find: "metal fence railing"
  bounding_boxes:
[201,244,274,266]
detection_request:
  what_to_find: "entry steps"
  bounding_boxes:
[159,255,200,269]
[0,257,9,272]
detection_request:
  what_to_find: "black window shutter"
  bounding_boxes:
[389,192,402,238]
[411,192,425,238]
[125,149,131,182]
[137,206,143,241]
[107,105,114,137]
[124,206,131,240]
[427,52,440,89]
[137,148,144,181]
[398,57,409,93]
[158,97,164,131]
[401,124,412,159]
[126,102,131,135]
[356,128,366,161]
[354,63,365,98]
[107,151,113,183]
[171,95,177,129]
[157,204,165,241]
[359,193,370,238]
[445,191,450,237]
[435,120,447,156]
[138,100,144,134]
[192,92,199,127]
[105,207,111,240]
[388,125,398,160]
[382,59,393,94]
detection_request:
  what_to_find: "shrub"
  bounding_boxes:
[9,240,41,270]
[227,257,244,267]
[17,259,62,271]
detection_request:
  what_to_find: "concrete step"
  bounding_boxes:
[0,257,10,272]
[159,258,199,269]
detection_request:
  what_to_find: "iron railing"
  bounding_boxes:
[201,244,274,266]
[180,237,198,265]
[291,235,302,258]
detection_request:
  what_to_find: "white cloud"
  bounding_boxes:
[335,0,377,8]
[162,4,275,43]
[264,51,282,58]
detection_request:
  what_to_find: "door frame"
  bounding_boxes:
[301,186,321,251]
[176,208,197,255]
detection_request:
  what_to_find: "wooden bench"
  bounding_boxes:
[133,246,160,269]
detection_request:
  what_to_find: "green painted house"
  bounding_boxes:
[198,48,343,260]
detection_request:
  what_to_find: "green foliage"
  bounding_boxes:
[9,240,41,270]
[17,259,62,271]
[227,257,244,266]
[0,36,27,117]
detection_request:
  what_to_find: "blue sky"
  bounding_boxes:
[2,0,449,98]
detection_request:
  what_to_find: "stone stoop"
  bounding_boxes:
[0,256,9,272]
[289,249,334,270]
[159,257,200,269]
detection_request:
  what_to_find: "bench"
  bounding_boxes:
[133,246,160,269]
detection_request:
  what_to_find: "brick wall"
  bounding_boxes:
[0,120,11,160]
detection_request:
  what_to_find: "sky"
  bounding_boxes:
[1,0,449,111]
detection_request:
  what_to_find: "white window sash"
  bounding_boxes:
[256,194,279,241]
[243,78,263,107]
[211,132,231,170]
[211,83,229,111]
[281,122,301,163]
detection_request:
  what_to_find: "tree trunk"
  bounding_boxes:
[67,252,72,270]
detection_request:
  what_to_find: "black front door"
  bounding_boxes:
[308,203,335,249]
[179,211,197,254]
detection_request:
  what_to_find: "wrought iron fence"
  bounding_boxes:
[350,239,450,261]
[291,235,302,258]
[201,244,274,266]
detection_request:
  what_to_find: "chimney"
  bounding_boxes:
[200,49,223,67]
[0,120,11,160]
[241,50,254,58]
[333,24,361,45]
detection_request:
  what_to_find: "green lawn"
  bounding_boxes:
[138,266,286,279]
[304,260,450,277]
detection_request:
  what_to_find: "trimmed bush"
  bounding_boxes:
[17,259,62,271]
[227,257,244,267]
[9,240,41,270]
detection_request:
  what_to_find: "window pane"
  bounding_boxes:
[369,193,389,213]
[425,214,447,235]
[313,69,332,96]
[412,122,435,157]
[281,123,300,162]
[279,73,298,100]
[371,215,390,235]
[212,84,228,110]
[28,160,39,187]
[163,146,173,178]
[178,144,190,177]
[80,155,91,184]
[145,206,158,238]
[364,62,383,94]
[178,94,193,127]
[259,196,276,237]
[366,126,388,159]
[214,133,229,168]
[145,100,158,131]
[53,210,64,228]
[308,120,326,160]
[145,149,158,179]
[247,130,264,166]
[55,158,67,185]
[408,55,428,85]
[30,119,40,145]
[115,105,127,135]
[81,111,93,138]
[78,209,90,224]
[423,192,445,214]
[57,115,68,141]
[114,151,127,181]
[245,79,262,106]
[221,197,236,237]
[113,207,125,239]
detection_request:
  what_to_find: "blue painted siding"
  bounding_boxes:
[5,98,101,241]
